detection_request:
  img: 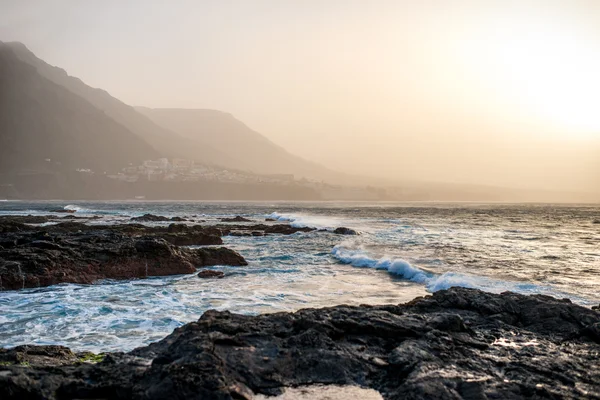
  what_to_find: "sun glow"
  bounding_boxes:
[463,17,600,139]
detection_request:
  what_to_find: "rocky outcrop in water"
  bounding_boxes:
[333,227,359,235]
[219,223,314,236]
[0,228,246,290]
[220,216,253,222]
[130,214,187,222]
[0,288,598,399]
[188,247,248,267]
[197,270,225,279]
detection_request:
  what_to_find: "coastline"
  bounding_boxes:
[1,206,599,398]
[1,287,599,399]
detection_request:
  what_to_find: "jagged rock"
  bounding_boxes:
[593,220,600,224]
[0,288,598,399]
[49,209,76,213]
[265,218,277,222]
[159,232,222,246]
[333,227,359,235]
[220,216,252,222]
[219,223,314,236]
[229,231,252,237]
[0,229,244,290]
[198,270,225,279]
[187,247,248,267]
[0,215,51,224]
[130,214,172,222]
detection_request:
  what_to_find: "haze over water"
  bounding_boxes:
[0,201,598,352]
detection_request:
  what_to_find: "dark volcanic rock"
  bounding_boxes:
[228,231,252,237]
[0,288,598,399]
[158,232,222,246]
[197,270,225,279]
[20,222,225,246]
[187,247,248,267]
[0,234,196,290]
[49,208,76,213]
[130,214,171,222]
[593,219,600,224]
[0,228,243,290]
[333,227,359,235]
[219,223,314,236]
[0,215,51,224]
[220,216,252,222]
[265,218,277,221]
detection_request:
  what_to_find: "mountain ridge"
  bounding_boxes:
[136,106,359,183]
[4,41,234,167]
[0,42,158,173]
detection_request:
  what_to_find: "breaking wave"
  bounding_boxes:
[331,245,585,299]
[267,212,349,230]
[64,205,88,212]
[63,205,128,216]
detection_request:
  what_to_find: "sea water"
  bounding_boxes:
[0,201,598,352]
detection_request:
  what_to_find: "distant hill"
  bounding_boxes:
[136,107,353,182]
[5,42,232,167]
[5,41,358,183]
[0,42,158,173]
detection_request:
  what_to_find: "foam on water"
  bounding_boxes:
[267,212,347,229]
[331,245,592,304]
[1,201,598,352]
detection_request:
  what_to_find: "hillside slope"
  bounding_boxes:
[137,107,352,181]
[6,42,231,166]
[0,43,157,173]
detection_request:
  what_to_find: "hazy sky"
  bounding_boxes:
[1,0,599,193]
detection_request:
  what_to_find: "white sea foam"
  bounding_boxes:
[331,245,584,299]
[267,212,352,230]
[64,204,87,212]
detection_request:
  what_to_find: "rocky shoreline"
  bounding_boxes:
[0,214,329,290]
[0,214,361,290]
[0,287,598,399]
[1,213,599,398]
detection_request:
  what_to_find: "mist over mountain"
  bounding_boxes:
[0,41,597,202]
[136,107,351,182]
[5,41,351,184]
[4,41,232,167]
[0,42,157,173]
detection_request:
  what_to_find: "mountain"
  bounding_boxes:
[6,41,357,183]
[4,42,231,166]
[136,107,353,182]
[0,42,157,173]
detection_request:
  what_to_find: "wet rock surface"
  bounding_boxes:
[197,269,225,279]
[219,223,314,236]
[333,227,359,235]
[1,288,598,399]
[130,214,188,222]
[0,220,247,290]
[0,214,341,291]
[220,216,253,222]
[0,230,246,290]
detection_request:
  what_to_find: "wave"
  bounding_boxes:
[64,205,88,212]
[63,205,129,217]
[267,212,349,230]
[331,246,584,299]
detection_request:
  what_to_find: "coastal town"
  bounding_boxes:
[106,158,296,185]
[102,158,384,200]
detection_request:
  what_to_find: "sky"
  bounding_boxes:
[1,0,599,194]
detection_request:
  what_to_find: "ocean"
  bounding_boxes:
[0,201,598,352]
